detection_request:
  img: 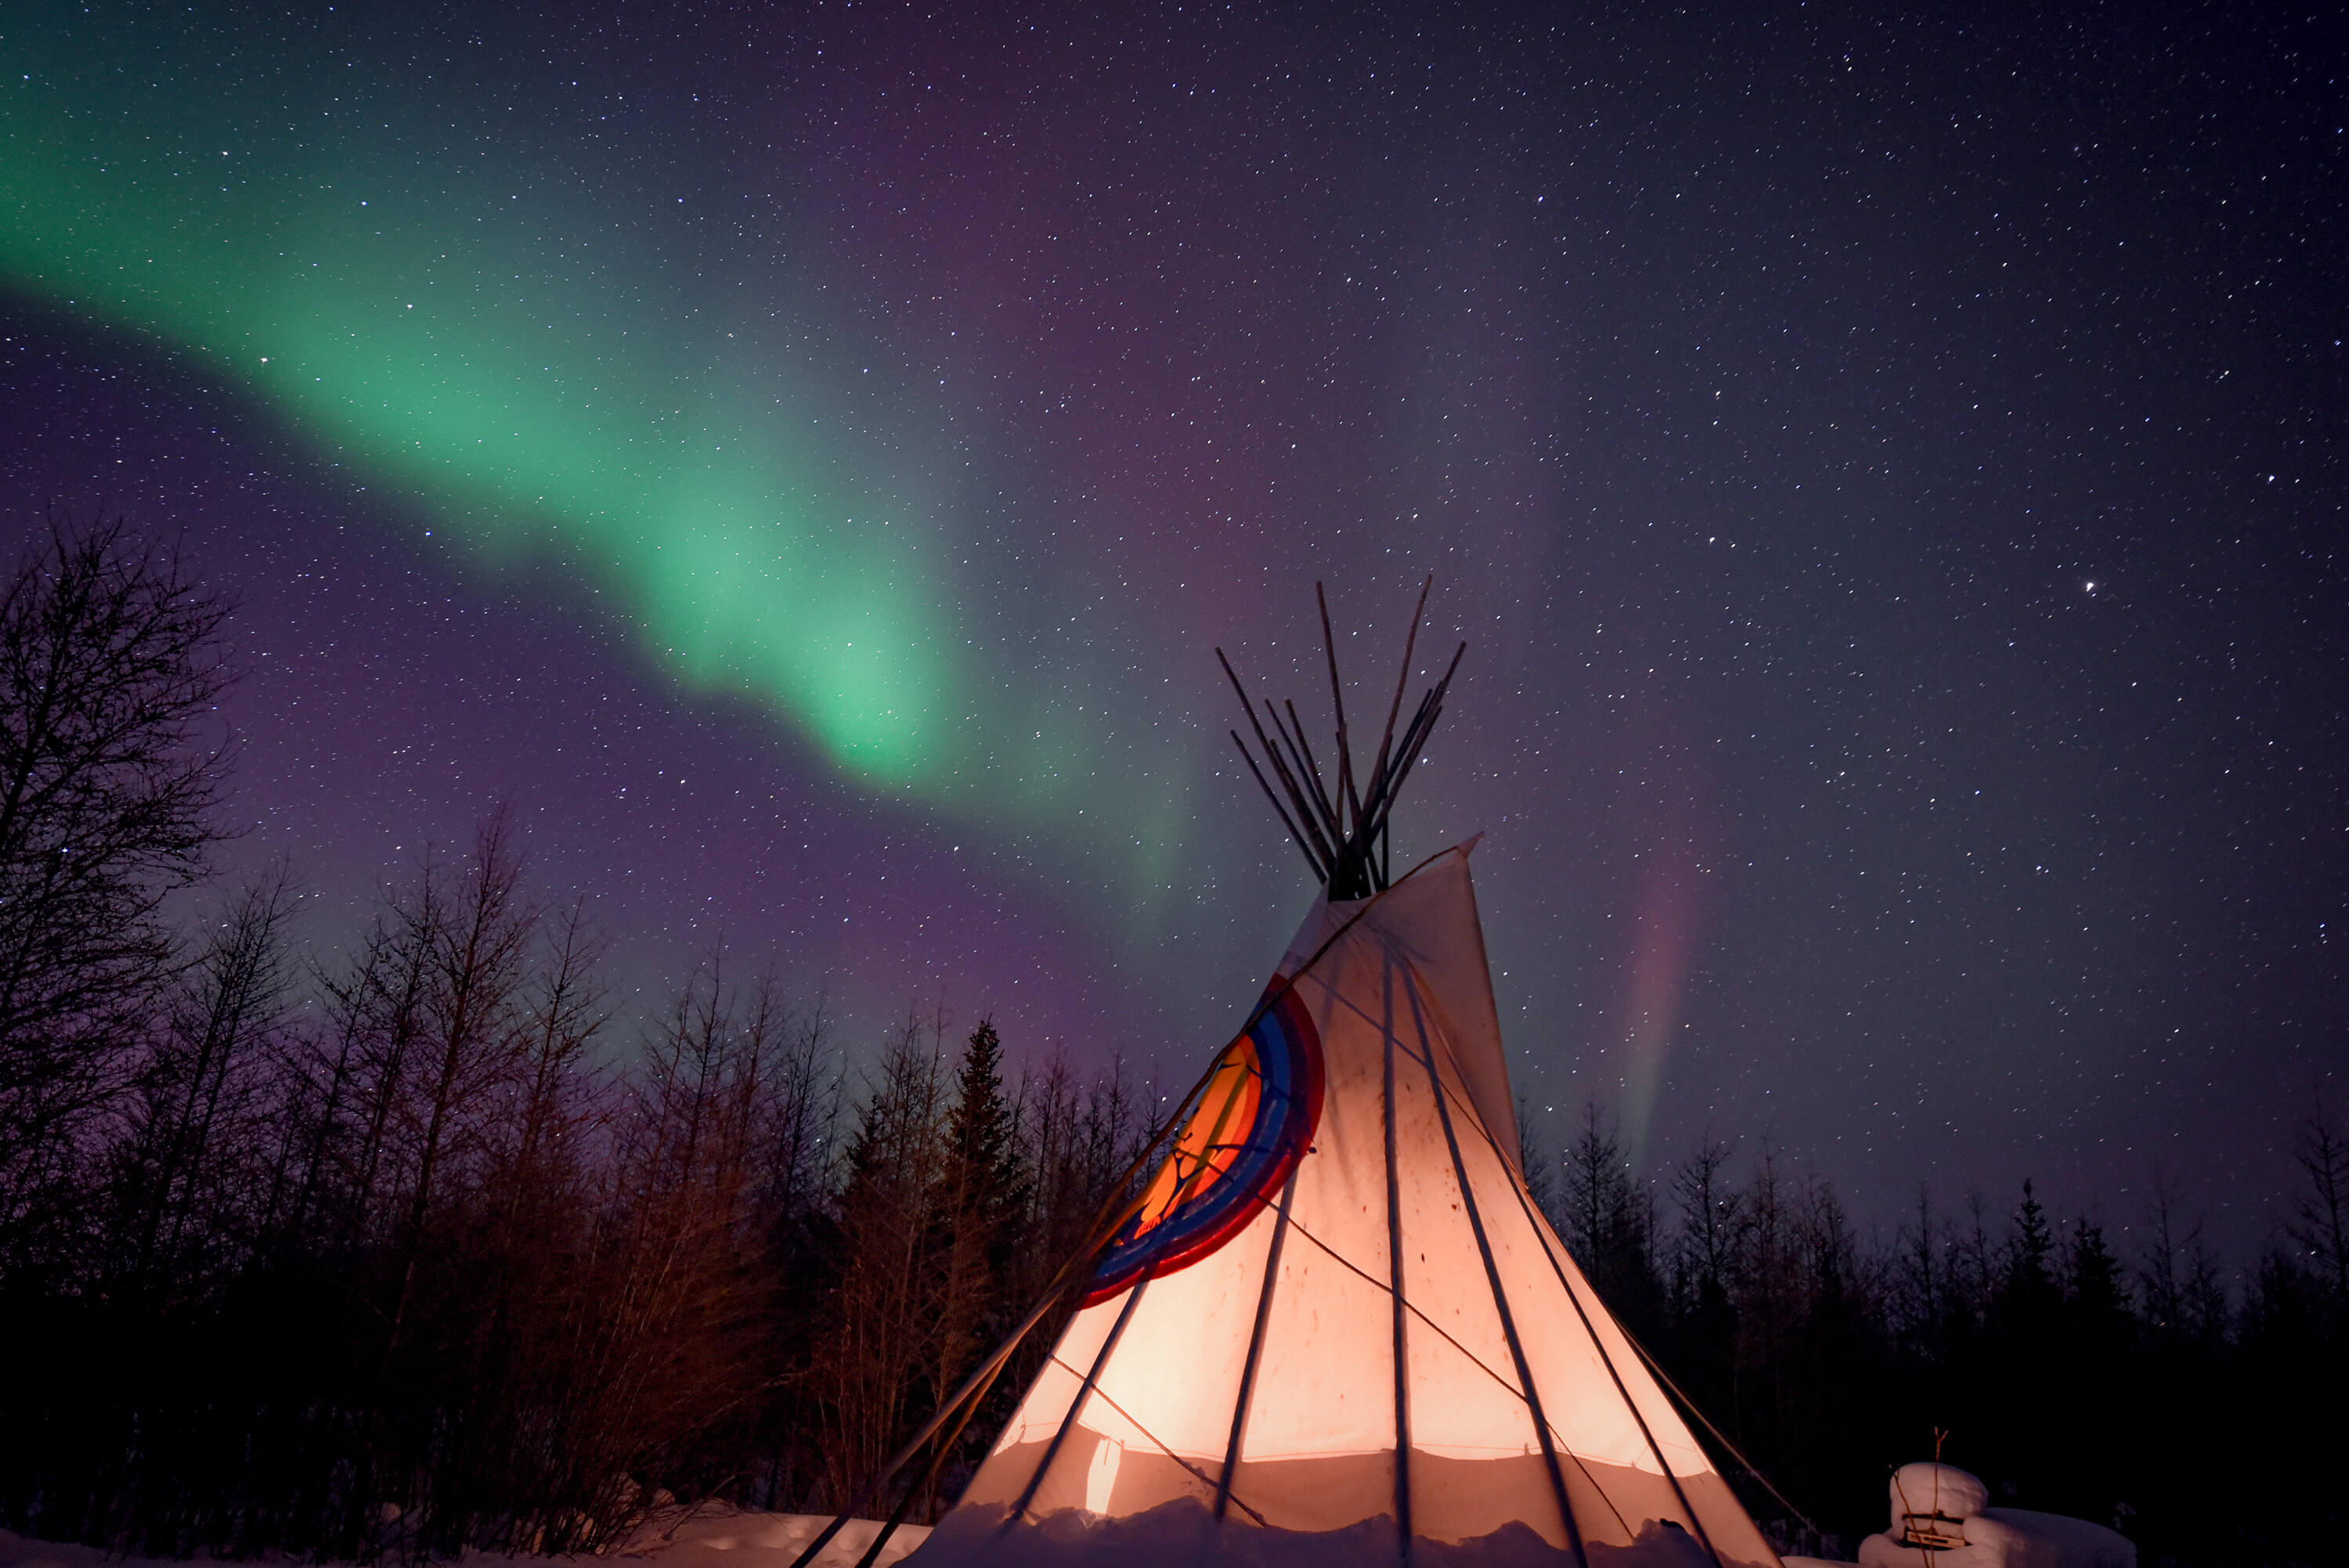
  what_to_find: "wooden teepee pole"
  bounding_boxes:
[1223,581,1462,899]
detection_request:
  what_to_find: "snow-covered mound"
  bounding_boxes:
[1859,1509,2135,1568]
[907,1498,1735,1568]
[1853,1464,2133,1568]
[1886,1461,1990,1547]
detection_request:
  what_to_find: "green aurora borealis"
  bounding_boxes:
[4,33,954,766]
[8,0,2344,1253]
[2,12,1199,906]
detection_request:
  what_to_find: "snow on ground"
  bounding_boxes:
[627,1508,930,1568]
[0,1530,192,1568]
[0,1510,929,1568]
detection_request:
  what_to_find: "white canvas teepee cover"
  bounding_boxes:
[924,846,1781,1568]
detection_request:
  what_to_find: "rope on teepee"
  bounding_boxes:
[1399,950,1727,1568]
[1005,1278,1151,1523]
[1384,946,1807,1565]
[1615,1325,1824,1546]
[1036,1354,1272,1527]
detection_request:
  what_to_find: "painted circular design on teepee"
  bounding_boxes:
[1084,982,1323,1306]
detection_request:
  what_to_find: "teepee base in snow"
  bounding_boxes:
[808,600,1788,1568]
[969,1441,1757,1550]
[915,1498,1723,1568]
[915,849,1780,1568]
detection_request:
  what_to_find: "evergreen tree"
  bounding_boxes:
[2065,1219,2127,1339]
[944,1021,1019,1217]
[2006,1179,2056,1310]
[929,1018,1027,1505]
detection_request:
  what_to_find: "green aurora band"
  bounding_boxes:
[2,19,1195,907]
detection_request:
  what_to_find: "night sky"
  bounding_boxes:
[3,2,2340,1260]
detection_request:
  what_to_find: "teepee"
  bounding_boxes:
[890,587,1782,1568]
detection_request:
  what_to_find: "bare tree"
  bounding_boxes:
[494,896,612,1213]
[1564,1097,1631,1264]
[111,863,301,1300]
[1890,1182,1942,1350]
[1671,1132,1744,1314]
[333,891,440,1257]
[1954,1187,1997,1328]
[381,813,538,1357]
[812,1011,948,1507]
[1563,1097,1657,1322]
[548,959,789,1545]
[1517,1093,1557,1220]
[258,909,402,1259]
[2135,1164,2232,1345]
[2289,1092,2349,1309]
[409,896,615,1553]
[0,516,234,1213]
[1736,1143,1797,1440]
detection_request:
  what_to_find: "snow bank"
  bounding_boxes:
[905,1499,1729,1568]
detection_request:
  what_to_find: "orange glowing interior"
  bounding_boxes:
[1126,1040,1263,1241]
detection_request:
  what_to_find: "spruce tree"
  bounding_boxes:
[2006,1179,2058,1313]
[2066,1219,2127,1338]
[927,1020,1026,1512]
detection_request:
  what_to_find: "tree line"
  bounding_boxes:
[0,518,2339,1567]
[1517,1098,2347,1567]
[0,521,1161,1559]
[0,808,1155,1559]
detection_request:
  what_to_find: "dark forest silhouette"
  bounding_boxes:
[0,521,2340,1568]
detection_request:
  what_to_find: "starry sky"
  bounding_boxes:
[2,1,2340,1259]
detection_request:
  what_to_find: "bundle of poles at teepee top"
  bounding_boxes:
[1218,576,1467,901]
